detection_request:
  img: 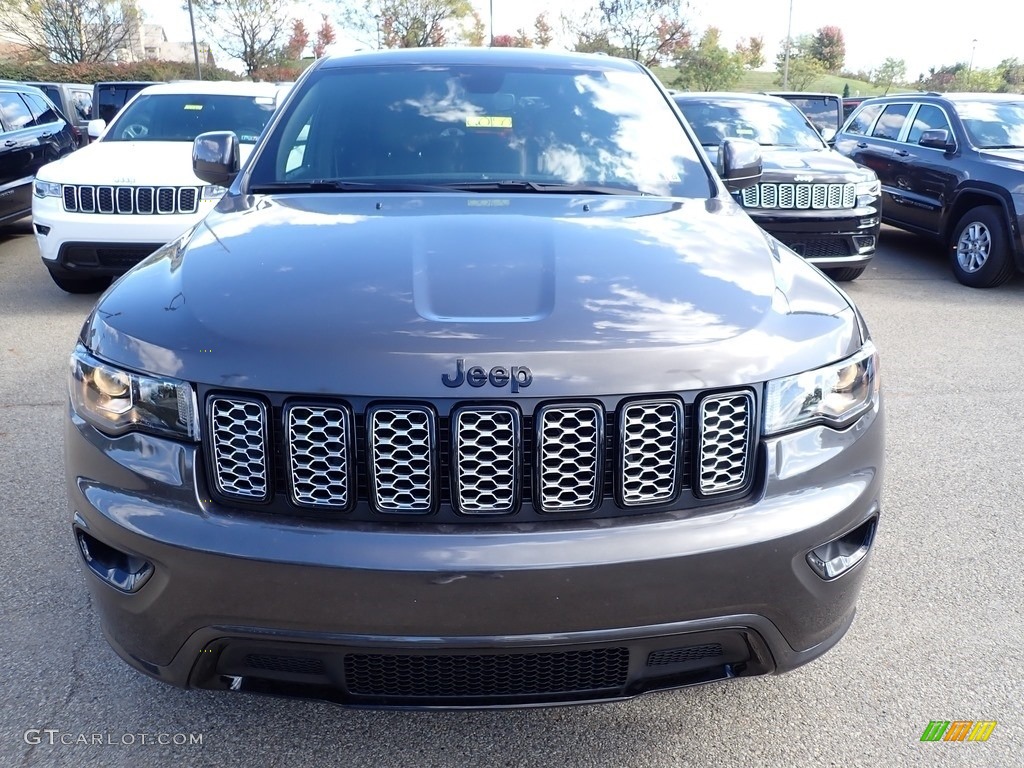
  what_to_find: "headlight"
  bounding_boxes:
[764,341,879,435]
[69,345,198,441]
[34,180,61,198]
[856,178,880,197]
[201,184,227,201]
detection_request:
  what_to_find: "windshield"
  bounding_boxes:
[675,98,825,149]
[104,93,277,143]
[956,101,1024,148]
[249,63,710,197]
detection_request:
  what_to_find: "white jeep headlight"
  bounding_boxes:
[201,184,227,201]
[34,180,61,198]
[69,345,198,441]
[764,341,879,435]
[856,178,880,197]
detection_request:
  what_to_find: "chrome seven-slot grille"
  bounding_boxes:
[740,182,856,210]
[206,392,756,518]
[61,184,200,215]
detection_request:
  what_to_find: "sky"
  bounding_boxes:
[140,1,1015,82]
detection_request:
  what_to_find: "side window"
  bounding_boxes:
[72,90,92,120]
[22,92,60,125]
[0,92,35,130]
[845,103,883,136]
[906,105,951,145]
[871,103,912,141]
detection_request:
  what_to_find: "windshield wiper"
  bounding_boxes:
[247,180,456,194]
[981,144,1024,150]
[444,180,644,195]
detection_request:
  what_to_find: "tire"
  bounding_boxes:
[49,272,112,295]
[823,266,866,282]
[949,206,1014,288]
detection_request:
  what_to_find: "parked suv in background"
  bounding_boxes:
[33,80,282,293]
[769,92,844,139]
[676,92,881,281]
[834,92,1024,287]
[24,81,92,146]
[92,80,161,124]
[67,48,884,709]
[0,83,77,227]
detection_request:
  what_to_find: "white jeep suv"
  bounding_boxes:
[33,80,284,293]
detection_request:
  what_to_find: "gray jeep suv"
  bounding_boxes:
[67,48,884,709]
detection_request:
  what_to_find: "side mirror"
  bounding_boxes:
[820,127,837,143]
[919,128,955,152]
[718,137,762,191]
[86,119,106,139]
[193,131,240,187]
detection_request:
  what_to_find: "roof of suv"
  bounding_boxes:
[863,91,1024,103]
[319,46,644,72]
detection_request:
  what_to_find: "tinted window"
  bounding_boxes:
[871,104,912,141]
[845,103,882,135]
[71,90,92,120]
[781,95,841,134]
[22,92,60,125]
[676,98,825,148]
[105,93,276,143]
[0,92,35,130]
[253,63,708,198]
[956,100,1024,149]
[907,105,951,145]
[96,85,150,123]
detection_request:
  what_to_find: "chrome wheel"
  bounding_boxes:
[956,221,991,273]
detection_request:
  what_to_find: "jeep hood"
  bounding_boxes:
[83,193,859,397]
[37,140,256,186]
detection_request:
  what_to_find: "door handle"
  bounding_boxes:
[894,149,910,157]
[856,142,868,149]
[3,139,16,147]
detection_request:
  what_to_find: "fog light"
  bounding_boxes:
[77,530,153,593]
[35,223,50,236]
[853,235,875,253]
[807,517,877,580]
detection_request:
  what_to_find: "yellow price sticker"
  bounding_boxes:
[466,116,512,128]
[184,104,204,111]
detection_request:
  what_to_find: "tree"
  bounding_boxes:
[512,27,532,48]
[674,26,743,92]
[842,82,850,97]
[491,33,515,47]
[775,34,825,90]
[464,8,485,46]
[809,25,845,72]
[195,0,290,76]
[533,12,553,48]
[0,0,140,64]
[873,57,906,95]
[734,35,764,70]
[313,13,336,57]
[344,0,473,49]
[282,19,309,60]
[996,58,1024,93]
[565,0,691,68]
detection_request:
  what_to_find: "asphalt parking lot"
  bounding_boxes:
[1,220,1021,767]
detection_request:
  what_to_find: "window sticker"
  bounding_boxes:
[466,116,512,128]
[184,104,203,111]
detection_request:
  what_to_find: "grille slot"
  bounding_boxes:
[246,654,326,676]
[157,187,175,213]
[647,643,724,666]
[453,406,519,515]
[78,185,95,212]
[697,392,754,496]
[62,185,77,211]
[368,406,435,513]
[116,186,133,213]
[179,187,198,213]
[287,404,353,509]
[536,404,602,512]
[619,399,682,506]
[209,397,269,500]
[96,186,114,213]
[137,187,154,214]
[739,182,857,210]
[343,648,630,699]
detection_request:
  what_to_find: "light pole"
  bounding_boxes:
[187,0,201,80]
[969,38,977,72]
[489,0,494,46]
[782,0,793,89]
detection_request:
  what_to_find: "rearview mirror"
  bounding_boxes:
[919,129,955,152]
[86,119,106,139]
[718,137,762,191]
[193,131,240,187]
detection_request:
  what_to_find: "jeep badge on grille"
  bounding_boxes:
[442,359,533,393]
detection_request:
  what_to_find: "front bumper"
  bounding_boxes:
[67,397,884,709]
[746,204,882,269]
[32,195,212,275]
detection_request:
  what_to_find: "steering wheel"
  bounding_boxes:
[121,123,149,140]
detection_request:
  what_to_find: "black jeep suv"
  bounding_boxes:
[675,92,881,281]
[834,92,1024,288]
